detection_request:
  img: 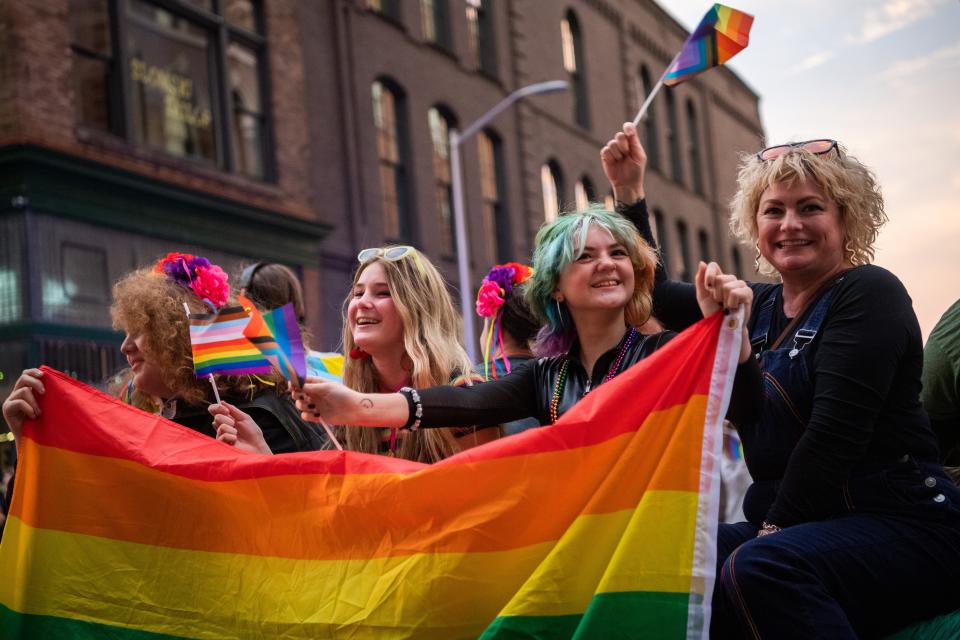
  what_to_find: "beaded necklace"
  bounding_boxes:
[549,328,639,424]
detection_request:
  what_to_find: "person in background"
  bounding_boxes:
[474,262,542,435]
[921,298,960,474]
[601,121,960,638]
[237,261,343,382]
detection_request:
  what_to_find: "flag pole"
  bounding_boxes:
[632,50,681,126]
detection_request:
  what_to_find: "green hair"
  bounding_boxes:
[524,206,657,357]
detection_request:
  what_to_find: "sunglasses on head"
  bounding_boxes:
[357,246,417,263]
[757,139,839,161]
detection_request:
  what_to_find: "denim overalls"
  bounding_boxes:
[712,278,960,639]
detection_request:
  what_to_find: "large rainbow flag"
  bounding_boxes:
[0,312,742,638]
[663,4,754,86]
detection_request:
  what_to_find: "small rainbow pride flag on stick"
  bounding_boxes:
[633,3,753,124]
[187,305,272,378]
[240,295,307,387]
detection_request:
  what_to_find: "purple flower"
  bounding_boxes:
[485,266,516,296]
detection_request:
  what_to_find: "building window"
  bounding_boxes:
[665,89,682,184]
[429,106,457,255]
[466,0,497,76]
[69,0,269,179]
[421,0,451,49]
[366,0,400,20]
[372,79,411,241]
[676,218,692,282]
[574,175,595,210]
[560,11,589,129]
[478,130,509,263]
[638,65,659,172]
[731,246,743,276]
[653,208,670,278]
[541,160,563,223]
[698,229,710,263]
[686,100,704,195]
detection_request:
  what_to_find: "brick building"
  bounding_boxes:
[0,0,763,403]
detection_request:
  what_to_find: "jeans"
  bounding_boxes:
[711,460,960,639]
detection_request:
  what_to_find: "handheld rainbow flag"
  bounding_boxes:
[187,305,272,377]
[633,3,753,124]
[239,295,307,386]
[0,311,742,638]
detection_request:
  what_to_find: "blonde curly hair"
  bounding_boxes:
[729,144,887,277]
[340,250,476,463]
[110,268,278,406]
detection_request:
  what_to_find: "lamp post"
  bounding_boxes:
[449,80,568,362]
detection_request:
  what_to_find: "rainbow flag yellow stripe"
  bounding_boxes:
[0,312,741,638]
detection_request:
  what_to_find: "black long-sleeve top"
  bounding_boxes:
[625,199,939,526]
[417,325,759,430]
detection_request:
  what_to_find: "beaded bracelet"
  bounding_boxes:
[399,387,423,432]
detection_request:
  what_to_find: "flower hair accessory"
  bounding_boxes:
[475,262,533,379]
[153,252,230,309]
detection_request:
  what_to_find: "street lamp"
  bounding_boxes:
[449,80,568,362]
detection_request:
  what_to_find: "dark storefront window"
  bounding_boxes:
[69,0,270,179]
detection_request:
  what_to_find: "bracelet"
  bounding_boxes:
[759,521,781,535]
[399,387,422,432]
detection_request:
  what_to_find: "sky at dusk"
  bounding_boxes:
[665,0,960,339]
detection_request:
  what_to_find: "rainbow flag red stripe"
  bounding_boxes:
[664,4,754,86]
[188,305,272,377]
[0,312,741,638]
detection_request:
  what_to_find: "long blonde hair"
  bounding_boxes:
[341,250,475,463]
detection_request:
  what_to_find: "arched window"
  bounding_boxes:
[698,228,710,263]
[686,99,704,195]
[676,218,691,282]
[372,79,410,241]
[574,175,595,210]
[478,129,509,262]
[653,208,670,278]
[466,0,497,75]
[561,11,589,128]
[421,0,451,49]
[541,160,563,223]
[665,89,682,184]
[638,65,659,171]
[428,106,457,255]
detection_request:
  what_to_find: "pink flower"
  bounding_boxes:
[476,280,505,317]
[189,265,230,308]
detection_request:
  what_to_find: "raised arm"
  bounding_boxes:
[601,123,701,330]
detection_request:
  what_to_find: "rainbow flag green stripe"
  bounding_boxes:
[0,313,740,638]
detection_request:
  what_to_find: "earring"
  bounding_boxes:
[349,346,371,360]
[555,299,565,327]
[844,240,856,265]
[754,241,761,272]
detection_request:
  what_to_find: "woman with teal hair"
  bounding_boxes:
[291,204,758,431]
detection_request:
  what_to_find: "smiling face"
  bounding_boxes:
[347,261,405,357]
[756,177,849,282]
[554,224,635,314]
[120,332,174,399]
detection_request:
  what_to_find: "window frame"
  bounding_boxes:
[70,0,274,181]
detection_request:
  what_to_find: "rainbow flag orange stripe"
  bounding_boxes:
[188,305,272,377]
[0,313,741,638]
[664,3,754,86]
